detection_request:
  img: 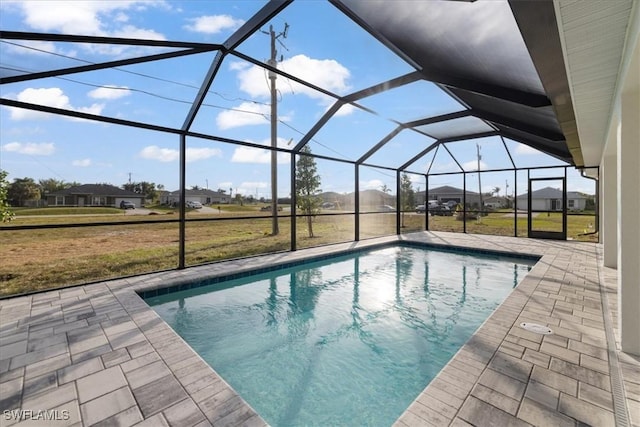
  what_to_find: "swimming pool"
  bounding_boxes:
[146,244,536,426]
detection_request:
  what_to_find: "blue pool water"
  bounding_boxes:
[147,245,535,426]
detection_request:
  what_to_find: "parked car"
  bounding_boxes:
[415,204,426,213]
[186,201,203,209]
[120,201,135,209]
[429,205,453,216]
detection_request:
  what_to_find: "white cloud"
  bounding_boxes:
[231,147,270,164]
[17,1,167,36]
[72,158,92,167]
[184,15,244,34]
[6,87,104,120]
[1,141,55,155]
[240,181,268,189]
[221,55,351,129]
[230,137,292,164]
[235,54,351,100]
[139,145,222,162]
[230,146,290,164]
[462,160,488,171]
[76,104,105,116]
[515,144,539,155]
[431,162,458,172]
[114,12,129,23]
[360,179,384,190]
[112,25,165,40]
[228,61,249,72]
[186,147,223,162]
[88,85,131,100]
[407,174,423,185]
[216,102,269,130]
[12,1,166,56]
[334,103,356,117]
[140,145,177,162]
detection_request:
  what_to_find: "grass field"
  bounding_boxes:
[0,208,597,297]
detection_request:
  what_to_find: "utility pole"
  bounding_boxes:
[263,23,288,235]
[477,143,483,222]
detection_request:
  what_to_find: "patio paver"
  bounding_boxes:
[0,232,638,426]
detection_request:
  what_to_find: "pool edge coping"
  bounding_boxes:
[122,234,548,426]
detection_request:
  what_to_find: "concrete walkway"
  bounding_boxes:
[0,232,638,426]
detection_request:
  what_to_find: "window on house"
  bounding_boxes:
[56,196,65,205]
[568,199,575,208]
[92,196,106,205]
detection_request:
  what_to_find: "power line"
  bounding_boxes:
[0,40,270,106]
[0,64,271,119]
[2,39,399,183]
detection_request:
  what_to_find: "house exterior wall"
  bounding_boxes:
[47,195,143,207]
[617,31,640,354]
[165,193,230,205]
[427,192,481,205]
[567,198,586,211]
[517,197,585,211]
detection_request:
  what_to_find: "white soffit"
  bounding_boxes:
[556,0,633,167]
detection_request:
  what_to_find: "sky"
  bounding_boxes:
[0,0,596,200]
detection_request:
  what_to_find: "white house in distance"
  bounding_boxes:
[162,189,230,206]
[516,186,588,211]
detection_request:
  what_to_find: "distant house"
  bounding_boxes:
[47,184,145,208]
[162,189,230,206]
[483,196,508,209]
[516,187,588,211]
[417,186,482,206]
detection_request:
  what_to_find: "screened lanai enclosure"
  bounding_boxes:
[0,0,598,295]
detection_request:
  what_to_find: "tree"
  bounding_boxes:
[123,181,158,202]
[380,183,392,206]
[38,178,68,199]
[0,170,14,222]
[492,186,501,197]
[8,177,40,206]
[295,146,322,237]
[400,173,415,227]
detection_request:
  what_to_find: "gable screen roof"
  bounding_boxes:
[1,0,584,170]
[331,0,577,165]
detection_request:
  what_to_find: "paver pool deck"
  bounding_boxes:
[1,231,638,426]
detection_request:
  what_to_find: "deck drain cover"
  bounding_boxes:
[520,322,553,335]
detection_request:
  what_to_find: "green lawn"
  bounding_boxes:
[13,206,123,215]
[0,210,597,297]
